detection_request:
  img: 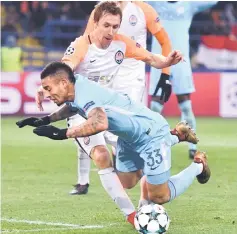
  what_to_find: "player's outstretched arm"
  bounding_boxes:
[146,50,184,69]
[32,107,108,140]
[120,34,183,69]
[66,107,108,138]
[16,102,79,128]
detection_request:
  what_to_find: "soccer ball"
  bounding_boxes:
[134,204,170,234]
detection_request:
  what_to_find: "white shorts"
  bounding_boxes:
[104,131,118,148]
[112,80,145,103]
[67,114,106,156]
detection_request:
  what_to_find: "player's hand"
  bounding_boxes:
[156,73,172,102]
[35,86,45,111]
[16,116,50,128]
[166,50,184,66]
[33,125,68,140]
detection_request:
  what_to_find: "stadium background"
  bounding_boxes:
[1,1,237,234]
[1,1,237,117]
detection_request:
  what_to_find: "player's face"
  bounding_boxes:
[95,13,120,47]
[41,76,69,106]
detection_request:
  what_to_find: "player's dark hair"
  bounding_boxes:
[41,62,75,84]
[94,1,122,23]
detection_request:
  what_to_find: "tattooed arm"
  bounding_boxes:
[66,107,108,138]
[48,102,79,123]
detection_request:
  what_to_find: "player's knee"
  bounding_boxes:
[149,192,170,205]
[147,183,171,205]
[91,145,111,169]
[117,171,142,189]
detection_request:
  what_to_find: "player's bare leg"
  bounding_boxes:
[146,151,210,204]
[150,96,164,114]
[177,94,197,159]
[90,145,136,225]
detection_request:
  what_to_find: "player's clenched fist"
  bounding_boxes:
[166,50,184,66]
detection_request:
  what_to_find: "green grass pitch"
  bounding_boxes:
[2,117,237,234]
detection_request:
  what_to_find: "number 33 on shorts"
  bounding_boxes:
[144,140,171,173]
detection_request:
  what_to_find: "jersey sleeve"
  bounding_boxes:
[84,9,95,34]
[190,1,217,14]
[115,34,152,61]
[61,36,89,71]
[135,1,163,35]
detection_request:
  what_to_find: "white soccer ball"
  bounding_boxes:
[134,204,170,234]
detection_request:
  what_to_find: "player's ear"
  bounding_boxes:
[61,78,69,88]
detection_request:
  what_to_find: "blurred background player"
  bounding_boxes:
[148,1,217,159]
[70,0,172,195]
[1,35,23,72]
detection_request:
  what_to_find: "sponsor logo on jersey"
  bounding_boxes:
[64,46,75,55]
[155,16,160,22]
[84,137,90,145]
[83,101,95,112]
[129,15,137,26]
[115,50,124,64]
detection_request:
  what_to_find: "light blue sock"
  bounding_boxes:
[179,100,197,151]
[150,100,164,114]
[168,162,203,201]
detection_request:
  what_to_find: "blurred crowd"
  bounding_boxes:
[1,1,237,71]
[1,1,96,46]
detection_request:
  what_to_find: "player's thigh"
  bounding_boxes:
[116,139,144,189]
[117,170,143,189]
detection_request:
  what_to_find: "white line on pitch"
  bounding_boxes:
[1,218,104,228]
[2,227,101,233]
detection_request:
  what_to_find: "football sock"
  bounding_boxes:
[168,162,203,201]
[77,150,91,185]
[150,100,164,114]
[179,100,197,151]
[98,167,135,217]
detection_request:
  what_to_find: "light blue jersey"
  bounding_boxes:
[73,74,172,183]
[148,1,217,95]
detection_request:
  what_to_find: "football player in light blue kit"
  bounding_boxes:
[148,1,217,159]
[22,62,210,215]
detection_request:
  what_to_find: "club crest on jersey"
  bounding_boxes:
[115,50,124,64]
[64,46,75,55]
[129,15,137,26]
[84,137,90,145]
